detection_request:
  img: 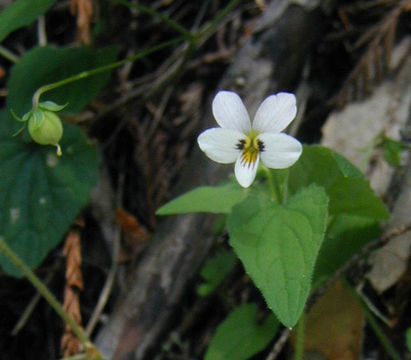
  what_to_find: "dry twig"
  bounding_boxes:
[70,0,93,44]
[334,0,410,107]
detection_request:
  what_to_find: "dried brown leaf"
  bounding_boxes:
[61,226,84,357]
[292,281,364,359]
[63,287,82,325]
[115,208,151,244]
[115,208,151,262]
[63,230,83,290]
[70,0,93,44]
[61,330,82,358]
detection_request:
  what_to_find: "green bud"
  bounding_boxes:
[28,109,63,156]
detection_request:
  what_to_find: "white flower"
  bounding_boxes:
[197,90,302,188]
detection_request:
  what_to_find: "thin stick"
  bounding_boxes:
[38,14,47,46]
[86,172,125,336]
[0,45,19,63]
[265,328,291,360]
[111,0,192,40]
[11,263,58,335]
[197,0,240,44]
[346,281,402,360]
[85,226,121,336]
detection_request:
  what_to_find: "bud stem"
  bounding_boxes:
[31,36,186,109]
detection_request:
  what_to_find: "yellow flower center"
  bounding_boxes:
[236,131,265,167]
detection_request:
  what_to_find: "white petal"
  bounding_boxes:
[258,133,302,169]
[198,128,244,164]
[253,92,297,133]
[212,91,251,133]
[234,154,259,188]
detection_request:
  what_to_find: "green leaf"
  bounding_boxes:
[204,303,279,360]
[156,183,248,215]
[0,0,57,43]
[30,109,45,130]
[287,145,388,287]
[382,138,409,167]
[288,145,353,192]
[228,186,328,327]
[313,214,381,286]
[7,45,119,115]
[288,145,389,220]
[332,151,363,178]
[0,109,98,277]
[10,108,25,122]
[197,250,236,297]
[327,177,389,219]
[38,101,68,112]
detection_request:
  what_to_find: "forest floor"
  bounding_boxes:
[0,0,411,359]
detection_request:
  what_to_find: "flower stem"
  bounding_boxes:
[31,36,185,109]
[0,236,103,359]
[273,173,285,205]
[262,166,280,203]
[294,312,305,360]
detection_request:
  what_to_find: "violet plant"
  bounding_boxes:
[157,90,389,357]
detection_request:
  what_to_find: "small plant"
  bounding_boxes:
[158,90,389,359]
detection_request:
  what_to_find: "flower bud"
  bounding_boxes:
[24,101,66,156]
[11,101,66,156]
[28,109,63,149]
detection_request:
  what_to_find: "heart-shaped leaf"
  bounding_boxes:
[228,186,328,327]
[0,109,98,277]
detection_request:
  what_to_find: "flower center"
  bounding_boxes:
[236,131,265,167]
